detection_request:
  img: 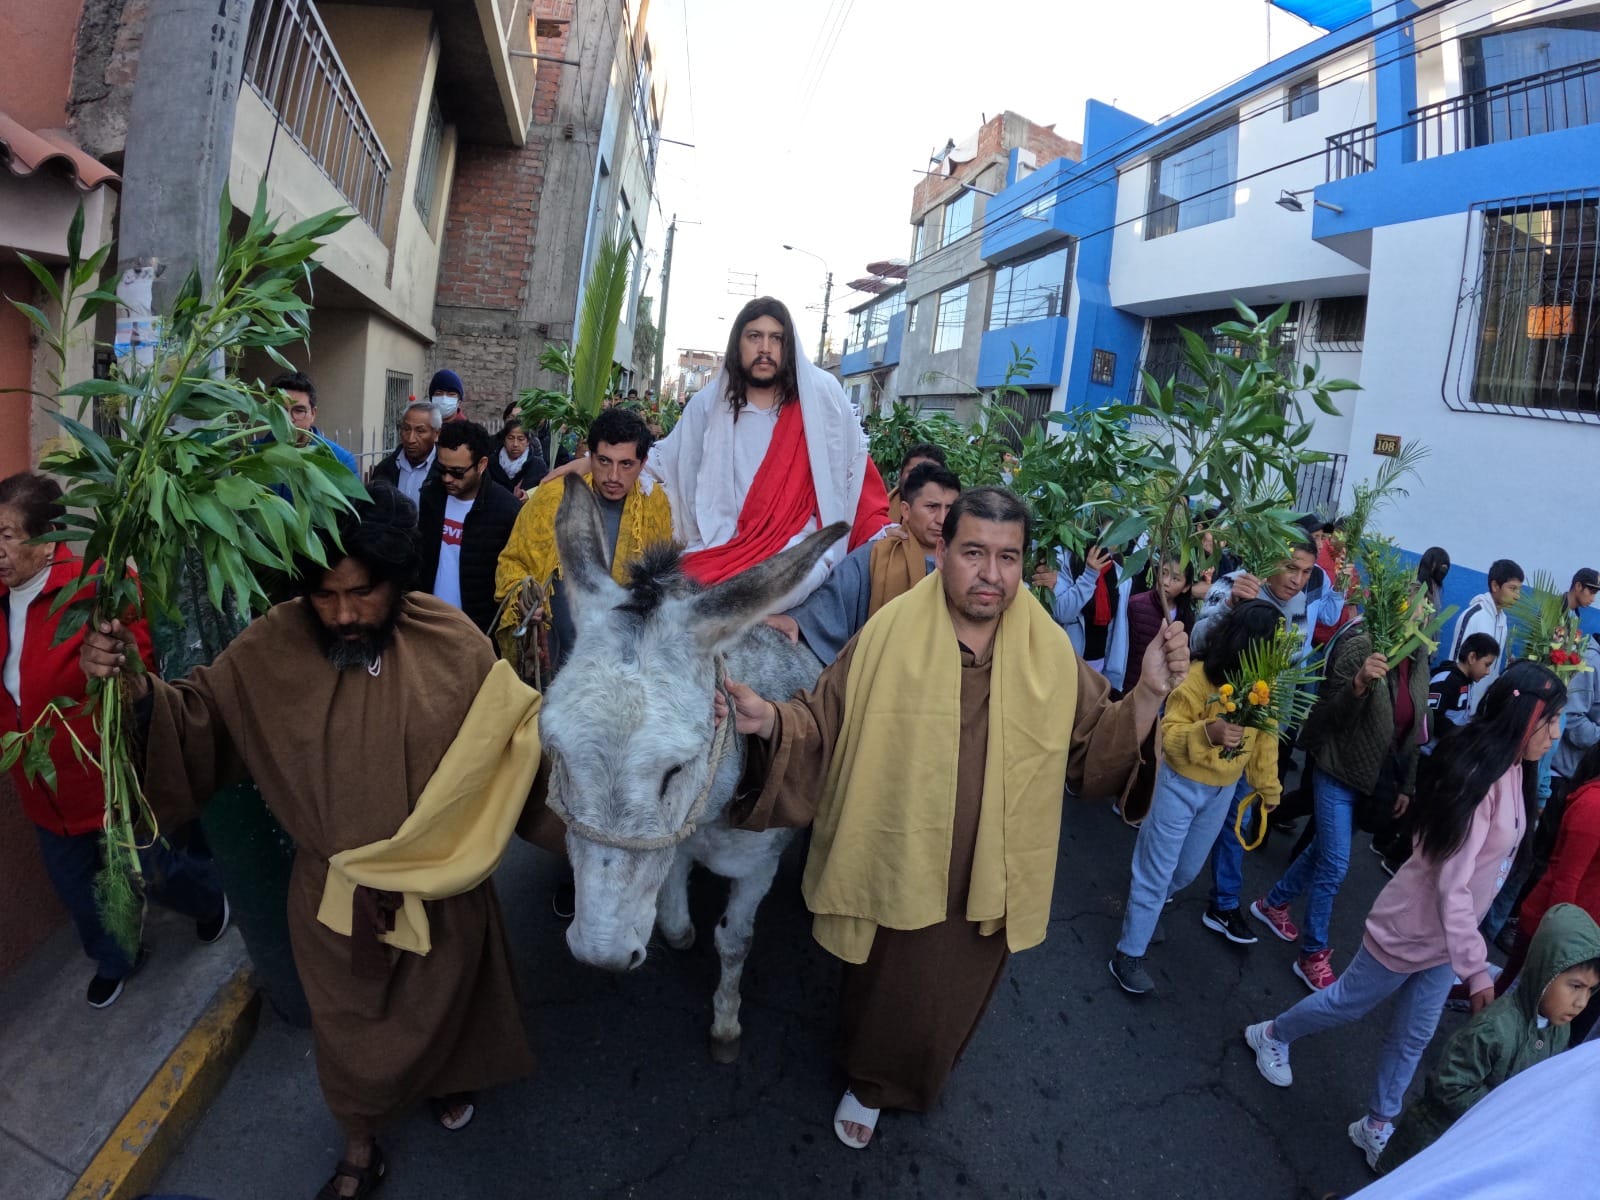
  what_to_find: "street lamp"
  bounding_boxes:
[782,243,834,363]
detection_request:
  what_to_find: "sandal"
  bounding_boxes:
[832,1089,879,1149]
[314,1142,385,1199]
[430,1092,477,1131]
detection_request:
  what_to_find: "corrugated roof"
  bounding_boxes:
[1269,0,1372,32]
[0,113,119,191]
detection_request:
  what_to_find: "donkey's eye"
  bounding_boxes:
[660,764,683,799]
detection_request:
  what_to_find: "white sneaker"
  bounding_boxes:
[1348,1116,1392,1171]
[1245,1021,1292,1087]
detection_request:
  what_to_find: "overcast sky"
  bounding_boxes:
[638,0,1323,366]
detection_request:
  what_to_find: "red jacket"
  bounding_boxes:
[1521,780,1600,935]
[1,545,155,836]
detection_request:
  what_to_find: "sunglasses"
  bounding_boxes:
[440,463,480,480]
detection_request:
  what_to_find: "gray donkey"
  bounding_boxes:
[540,475,845,1062]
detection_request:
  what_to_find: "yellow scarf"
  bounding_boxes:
[866,534,930,617]
[316,661,542,956]
[494,476,675,632]
[802,572,1079,963]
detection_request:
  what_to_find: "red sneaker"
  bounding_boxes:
[1294,948,1337,992]
[1250,897,1300,943]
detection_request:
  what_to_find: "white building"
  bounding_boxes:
[977,0,1600,629]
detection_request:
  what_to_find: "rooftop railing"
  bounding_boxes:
[1414,57,1600,160]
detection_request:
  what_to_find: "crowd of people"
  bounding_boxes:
[2,294,1597,1198]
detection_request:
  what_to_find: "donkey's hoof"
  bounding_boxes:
[662,926,696,951]
[709,1035,741,1064]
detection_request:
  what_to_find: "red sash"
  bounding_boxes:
[679,403,890,586]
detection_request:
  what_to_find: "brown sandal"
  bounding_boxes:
[314,1142,385,1199]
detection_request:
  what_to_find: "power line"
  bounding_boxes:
[903,0,1481,280]
[678,0,699,146]
[799,0,856,115]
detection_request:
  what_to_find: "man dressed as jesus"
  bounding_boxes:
[554,296,889,606]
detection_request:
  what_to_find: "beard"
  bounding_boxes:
[308,593,403,670]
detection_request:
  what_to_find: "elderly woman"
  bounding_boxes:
[0,471,228,1008]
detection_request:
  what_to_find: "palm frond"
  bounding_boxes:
[1338,442,1430,560]
[570,233,634,418]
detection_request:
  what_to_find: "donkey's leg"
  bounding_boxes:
[709,845,782,1063]
[656,847,696,951]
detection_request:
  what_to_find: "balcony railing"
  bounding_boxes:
[1324,122,1376,182]
[1414,57,1600,161]
[243,0,392,230]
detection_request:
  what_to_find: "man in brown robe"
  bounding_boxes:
[720,487,1188,1148]
[81,486,535,1199]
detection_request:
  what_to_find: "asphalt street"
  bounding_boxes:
[156,796,1455,1200]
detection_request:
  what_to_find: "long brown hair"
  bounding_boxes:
[723,296,801,420]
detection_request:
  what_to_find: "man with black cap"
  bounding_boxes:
[1565,568,1599,624]
[428,368,467,422]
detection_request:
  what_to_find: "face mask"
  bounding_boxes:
[431,393,459,419]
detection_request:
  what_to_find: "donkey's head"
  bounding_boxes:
[540,475,845,971]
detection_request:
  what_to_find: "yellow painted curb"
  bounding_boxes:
[68,967,261,1200]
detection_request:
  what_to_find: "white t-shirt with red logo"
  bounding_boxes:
[435,495,472,610]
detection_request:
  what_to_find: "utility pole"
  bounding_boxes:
[651,215,675,401]
[818,271,833,363]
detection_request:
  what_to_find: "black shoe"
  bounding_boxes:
[87,945,149,1009]
[551,881,576,920]
[1202,905,1259,945]
[197,893,231,944]
[1109,951,1156,995]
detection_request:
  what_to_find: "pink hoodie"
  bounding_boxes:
[1363,765,1526,996]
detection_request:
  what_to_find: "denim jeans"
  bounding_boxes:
[1118,765,1237,957]
[1265,765,1356,953]
[35,823,225,978]
[1208,777,1258,912]
[1271,945,1454,1120]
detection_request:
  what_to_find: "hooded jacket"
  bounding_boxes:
[1380,903,1600,1171]
[1445,590,1509,714]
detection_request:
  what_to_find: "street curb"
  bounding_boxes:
[67,967,261,1200]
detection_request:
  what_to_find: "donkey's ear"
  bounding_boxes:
[555,475,627,611]
[688,522,850,651]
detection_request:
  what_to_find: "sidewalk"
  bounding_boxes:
[0,904,254,1200]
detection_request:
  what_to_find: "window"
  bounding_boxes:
[1465,196,1599,416]
[907,300,919,332]
[911,221,926,261]
[1090,349,1117,385]
[615,189,631,244]
[1286,78,1319,121]
[1145,123,1238,239]
[933,283,969,353]
[1462,17,1600,150]
[988,245,1071,330]
[865,290,906,351]
[942,189,975,247]
[1309,296,1367,350]
[413,94,444,226]
[384,370,413,444]
[848,308,868,353]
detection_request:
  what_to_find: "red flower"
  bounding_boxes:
[1552,650,1572,666]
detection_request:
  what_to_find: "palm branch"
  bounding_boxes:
[570,232,634,418]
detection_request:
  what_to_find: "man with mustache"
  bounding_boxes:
[721,487,1190,1149]
[550,296,889,606]
[79,484,541,1199]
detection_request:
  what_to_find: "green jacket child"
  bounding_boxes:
[1379,902,1600,1173]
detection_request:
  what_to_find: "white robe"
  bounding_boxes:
[1349,1039,1600,1199]
[648,344,871,609]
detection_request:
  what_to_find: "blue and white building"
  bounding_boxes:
[969,0,1600,630]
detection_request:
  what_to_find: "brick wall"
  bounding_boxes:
[911,110,1083,220]
[430,0,574,425]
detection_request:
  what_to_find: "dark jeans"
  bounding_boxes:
[36,822,225,979]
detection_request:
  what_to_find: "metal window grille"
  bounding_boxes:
[243,0,393,229]
[1294,453,1348,521]
[1446,192,1600,421]
[1137,305,1300,399]
[1308,296,1367,351]
[413,94,444,227]
[383,370,413,443]
[996,389,1053,451]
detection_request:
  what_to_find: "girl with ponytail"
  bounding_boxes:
[1242,660,1566,1171]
